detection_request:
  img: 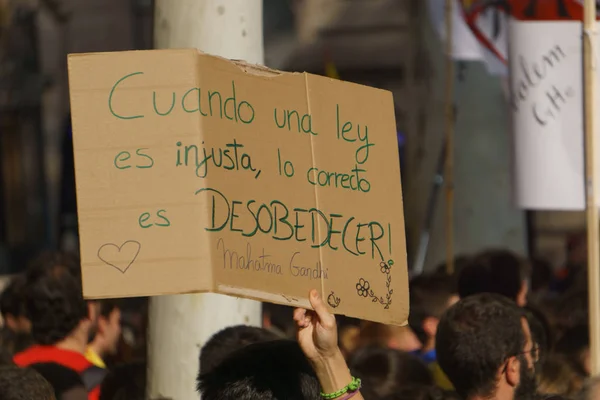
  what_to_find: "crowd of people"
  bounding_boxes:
[0,234,597,400]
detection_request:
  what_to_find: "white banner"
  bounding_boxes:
[510,19,600,209]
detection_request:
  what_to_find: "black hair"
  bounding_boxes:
[409,273,456,344]
[100,362,146,400]
[0,365,55,400]
[436,293,526,399]
[0,275,28,319]
[457,249,526,302]
[197,340,319,400]
[199,325,279,374]
[349,346,433,400]
[24,253,87,345]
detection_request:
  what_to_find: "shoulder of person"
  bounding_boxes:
[81,365,107,392]
[30,362,84,394]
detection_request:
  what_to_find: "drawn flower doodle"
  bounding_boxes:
[356,259,394,309]
[380,261,391,274]
[356,279,370,297]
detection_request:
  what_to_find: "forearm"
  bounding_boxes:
[310,349,364,400]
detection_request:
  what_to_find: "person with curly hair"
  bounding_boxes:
[13,252,105,400]
[0,365,56,400]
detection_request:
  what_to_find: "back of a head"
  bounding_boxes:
[409,274,457,344]
[197,339,319,400]
[24,253,87,345]
[436,293,525,399]
[200,325,279,374]
[350,346,432,399]
[0,365,55,400]
[0,275,28,321]
[100,362,146,400]
[434,255,471,279]
[457,250,525,302]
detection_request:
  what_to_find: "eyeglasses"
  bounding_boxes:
[514,345,540,363]
[502,344,540,373]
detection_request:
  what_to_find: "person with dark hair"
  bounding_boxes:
[199,325,279,374]
[457,250,529,306]
[198,290,366,400]
[0,275,31,334]
[409,274,458,390]
[555,324,590,378]
[99,362,145,400]
[86,300,122,370]
[409,273,458,364]
[0,275,34,355]
[436,293,538,400]
[349,346,432,399]
[14,253,105,400]
[434,255,471,285]
[198,340,320,400]
[0,365,56,400]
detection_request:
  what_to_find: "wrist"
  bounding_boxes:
[310,348,353,394]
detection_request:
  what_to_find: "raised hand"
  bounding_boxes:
[293,290,364,399]
[293,289,338,362]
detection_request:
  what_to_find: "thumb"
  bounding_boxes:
[309,289,335,327]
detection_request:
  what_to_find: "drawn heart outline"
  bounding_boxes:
[97,240,141,274]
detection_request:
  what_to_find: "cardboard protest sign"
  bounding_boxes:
[67,49,408,325]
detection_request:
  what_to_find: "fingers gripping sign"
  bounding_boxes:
[294,289,338,362]
[294,290,364,400]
